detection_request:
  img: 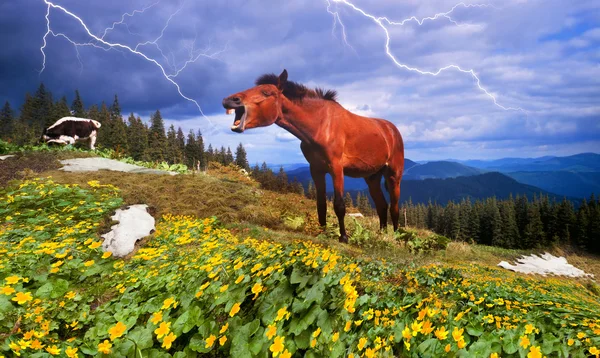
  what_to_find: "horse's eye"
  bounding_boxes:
[262,90,271,97]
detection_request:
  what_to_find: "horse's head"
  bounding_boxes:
[222,69,288,133]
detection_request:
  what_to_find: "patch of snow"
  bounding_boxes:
[498,253,593,278]
[0,155,15,161]
[59,157,177,175]
[348,213,364,218]
[101,204,155,257]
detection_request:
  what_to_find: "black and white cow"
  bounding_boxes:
[41,117,101,150]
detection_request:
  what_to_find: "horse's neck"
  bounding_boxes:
[276,98,329,144]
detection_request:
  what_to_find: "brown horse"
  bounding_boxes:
[223,70,404,243]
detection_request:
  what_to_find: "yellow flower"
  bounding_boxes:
[490,353,499,358]
[519,336,530,349]
[445,344,451,352]
[109,322,127,341]
[435,326,449,340]
[220,323,229,334]
[422,320,434,335]
[229,302,241,317]
[280,350,291,358]
[310,338,317,348]
[332,332,340,342]
[402,326,412,340]
[411,321,423,336]
[89,241,102,249]
[235,275,245,284]
[358,337,368,350]
[1,286,15,295]
[5,276,20,285]
[457,338,466,349]
[65,291,76,300]
[251,282,263,300]
[205,334,216,348]
[567,339,574,346]
[12,292,33,305]
[151,311,163,325]
[266,324,277,340]
[31,339,44,350]
[98,340,112,354]
[219,336,227,346]
[65,346,78,358]
[270,336,285,357]
[527,346,542,358]
[154,322,171,339]
[45,345,61,355]
[590,347,600,356]
[577,332,586,339]
[525,324,535,334]
[162,297,176,310]
[84,260,95,267]
[344,321,352,332]
[162,332,176,350]
[313,327,321,338]
[452,327,464,342]
[220,285,229,293]
[102,251,113,259]
[276,307,289,321]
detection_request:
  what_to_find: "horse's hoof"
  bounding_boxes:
[339,235,348,244]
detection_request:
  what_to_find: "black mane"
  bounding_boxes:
[255,73,338,102]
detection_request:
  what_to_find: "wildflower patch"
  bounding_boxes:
[1,178,600,357]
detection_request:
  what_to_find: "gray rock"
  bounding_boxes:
[59,157,177,175]
[0,155,15,161]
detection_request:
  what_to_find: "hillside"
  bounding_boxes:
[1,149,600,357]
[507,171,600,199]
[403,161,484,180]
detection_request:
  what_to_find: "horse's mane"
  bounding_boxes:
[255,73,338,102]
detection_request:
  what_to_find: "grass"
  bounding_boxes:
[4,149,600,281]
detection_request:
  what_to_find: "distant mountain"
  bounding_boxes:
[506,171,600,199]
[453,153,600,173]
[345,172,569,206]
[285,158,420,192]
[267,163,309,171]
[403,161,484,180]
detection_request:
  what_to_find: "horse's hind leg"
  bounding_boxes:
[365,173,388,230]
[310,166,327,227]
[384,168,402,231]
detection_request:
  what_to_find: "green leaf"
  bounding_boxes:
[50,279,69,299]
[36,282,54,298]
[290,267,310,288]
[418,338,439,354]
[128,327,154,351]
[502,330,519,355]
[466,322,484,337]
[288,304,322,335]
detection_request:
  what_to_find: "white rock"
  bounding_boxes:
[498,253,593,278]
[348,213,364,218]
[0,155,15,160]
[101,205,155,257]
[59,157,177,175]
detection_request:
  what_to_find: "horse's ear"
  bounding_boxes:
[277,69,288,90]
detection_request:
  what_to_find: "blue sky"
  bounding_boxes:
[0,0,599,164]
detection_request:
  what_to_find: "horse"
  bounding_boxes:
[223,69,404,243]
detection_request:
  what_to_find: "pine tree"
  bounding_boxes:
[556,199,576,245]
[225,147,234,165]
[96,102,111,149]
[176,127,185,163]
[51,96,71,123]
[0,101,14,140]
[344,192,354,208]
[276,167,288,191]
[291,178,304,196]
[71,90,86,117]
[524,203,545,249]
[234,143,250,170]
[127,113,148,161]
[16,93,37,145]
[147,110,167,162]
[307,180,316,200]
[34,83,54,128]
[196,130,206,170]
[184,130,196,169]
[357,192,372,215]
[166,125,178,164]
[575,199,589,249]
[499,200,519,249]
[219,146,227,165]
[110,95,128,152]
[206,144,214,164]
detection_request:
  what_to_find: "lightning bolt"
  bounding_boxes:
[39,0,227,131]
[327,0,526,112]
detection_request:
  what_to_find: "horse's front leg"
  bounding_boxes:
[330,168,348,243]
[310,166,327,227]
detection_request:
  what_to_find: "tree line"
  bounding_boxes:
[0,83,250,170]
[397,195,600,253]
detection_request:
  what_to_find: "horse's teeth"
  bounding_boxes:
[226,109,234,115]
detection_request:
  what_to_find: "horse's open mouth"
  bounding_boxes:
[226,106,247,133]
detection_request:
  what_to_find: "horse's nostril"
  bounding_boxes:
[231,97,241,103]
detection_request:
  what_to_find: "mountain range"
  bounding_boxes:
[280,152,600,203]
